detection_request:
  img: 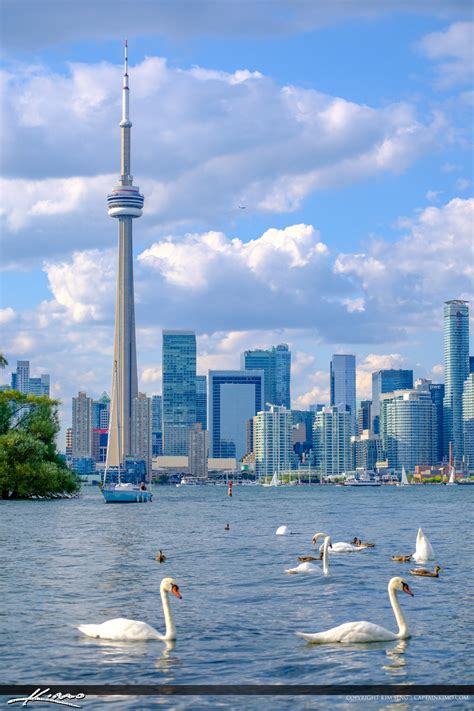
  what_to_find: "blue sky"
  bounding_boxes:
[0,0,473,430]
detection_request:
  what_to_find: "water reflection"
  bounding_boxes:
[383,639,408,675]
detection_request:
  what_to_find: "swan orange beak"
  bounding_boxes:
[171,584,182,599]
[402,582,414,597]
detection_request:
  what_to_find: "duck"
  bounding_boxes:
[286,536,331,575]
[224,523,230,531]
[352,537,375,548]
[296,577,414,644]
[156,549,166,563]
[410,565,441,578]
[391,555,412,562]
[78,578,182,641]
[298,552,323,562]
[313,531,361,553]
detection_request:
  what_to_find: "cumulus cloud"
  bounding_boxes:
[418,21,474,88]
[1,56,441,267]
[0,307,16,324]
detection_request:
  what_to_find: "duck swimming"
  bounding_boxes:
[392,555,412,562]
[410,565,441,578]
[156,550,166,563]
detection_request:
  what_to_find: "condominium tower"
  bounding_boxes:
[162,331,197,455]
[443,300,469,462]
[330,354,356,432]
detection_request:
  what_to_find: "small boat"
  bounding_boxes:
[262,472,283,487]
[344,470,381,487]
[396,466,409,487]
[446,466,457,486]
[101,360,152,504]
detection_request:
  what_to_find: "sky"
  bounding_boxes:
[0,0,473,437]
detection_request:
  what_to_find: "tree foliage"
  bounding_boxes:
[0,390,79,499]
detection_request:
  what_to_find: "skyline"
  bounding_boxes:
[1,1,473,432]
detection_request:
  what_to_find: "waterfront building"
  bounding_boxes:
[254,405,292,480]
[106,42,144,469]
[415,379,445,463]
[188,422,209,478]
[351,430,382,470]
[209,370,263,460]
[65,427,73,457]
[151,394,163,457]
[309,404,325,413]
[291,410,315,458]
[380,385,437,470]
[92,392,110,430]
[357,400,372,435]
[443,300,469,463]
[131,392,152,476]
[9,360,50,397]
[463,374,474,469]
[274,344,291,409]
[330,354,356,432]
[241,344,291,409]
[91,428,108,463]
[371,369,413,433]
[196,375,207,430]
[162,331,197,455]
[313,405,352,476]
[72,391,93,458]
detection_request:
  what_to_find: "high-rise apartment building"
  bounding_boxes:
[462,374,474,469]
[241,344,291,409]
[380,385,436,470]
[313,405,352,476]
[106,42,144,469]
[443,300,469,463]
[254,405,292,480]
[151,394,163,457]
[162,331,197,455]
[188,423,209,478]
[330,355,356,432]
[9,361,50,397]
[357,400,372,435]
[65,427,73,457]
[92,392,110,430]
[72,391,93,458]
[371,369,413,433]
[351,430,382,470]
[416,381,444,463]
[29,374,50,397]
[131,392,152,475]
[196,375,207,430]
[209,370,263,459]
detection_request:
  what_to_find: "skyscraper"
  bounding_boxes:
[72,391,93,458]
[162,331,197,455]
[371,369,413,433]
[209,370,263,459]
[313,405,352,476]
[462,374,474,468]
[92,392,110,430]
[357,400,372,435]
[188,423,209,478]
[151,394,163,457]
[443,300,469,463]
[106,42,144,469]
[254,405,292,480]
[330,354,356,432]
[15,360,30,394]
[131,392,152,476]
[241,344,291,409]
[196,375,207,430]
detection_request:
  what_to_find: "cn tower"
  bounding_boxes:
[106,41,144,467]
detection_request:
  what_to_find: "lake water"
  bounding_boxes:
[1,485,472,710]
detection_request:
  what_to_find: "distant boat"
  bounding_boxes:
[397,466,409,487]
[446,466,457,486]
[101,361,152,504]
[344,470,381,487]
[262,472,283,487]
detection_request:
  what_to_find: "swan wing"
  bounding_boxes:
[413,528,435,562]
[285,562,321,574]
[297,621,397,644]
[322,541,355,553]
[78,617,163,641]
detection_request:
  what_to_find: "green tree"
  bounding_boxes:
[0,353,7,369]
[0,391,79,499]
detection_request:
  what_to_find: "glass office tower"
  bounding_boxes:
[162,331,197,455]
[443,300,469,463]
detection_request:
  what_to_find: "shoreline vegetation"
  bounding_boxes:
[0,389,80,500]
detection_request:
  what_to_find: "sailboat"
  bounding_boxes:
[262,472,283,487]
[102,361,153,504]
[446,466,457,486]
[397,465,409,487]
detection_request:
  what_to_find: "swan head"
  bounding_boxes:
[391,577,414,597]
[312,531,328,545]
[161,577,182,599]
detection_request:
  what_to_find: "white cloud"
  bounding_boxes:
[0,307,16,324]
[418,21,474,88]
[1,57,441,267]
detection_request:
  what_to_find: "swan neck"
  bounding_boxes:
[388,582,409,639]
[322,536,330,575]
[161,587,176,641]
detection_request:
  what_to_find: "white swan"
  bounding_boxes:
[312,531,361,553]
[286,536,331,575]
[276,525,290,535]
[78,578,182,641]
[412,527,435,563]
[296,576,414,644]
